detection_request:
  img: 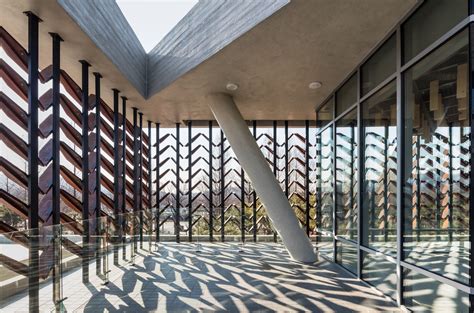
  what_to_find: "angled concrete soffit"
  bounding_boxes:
[58,0,290,99]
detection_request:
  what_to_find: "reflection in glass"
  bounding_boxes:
[362,251,397,300]
[336,240,357,274]
[361,34,396,96]
[403,268,469,312]
[336,109,358,241]
[361,81,397,254]
[402,0,466,63]
[336,74,357,116]
[316,97,334,128]
[316,125,333,258]
[403,30,470,284]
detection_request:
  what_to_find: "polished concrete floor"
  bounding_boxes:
[2,243,399,312]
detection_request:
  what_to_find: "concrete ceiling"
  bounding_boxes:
[142,0,418,125]
[1,0,419,126]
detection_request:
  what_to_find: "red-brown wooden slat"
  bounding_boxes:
[0,124,28,159]
[0,27,28,71]
[0,91,27,128]
[0,156,28,189]
[0,59,28,101]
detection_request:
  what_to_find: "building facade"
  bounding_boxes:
[315,0,472,310]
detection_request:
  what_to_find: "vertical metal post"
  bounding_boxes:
[395,26,404,307]
[241,164,245,243]
[383,124,389,242]
[315,128,322,248]
[220,129,225,241]
[285,120,290,245]
[305,120,310,235]
[148,120,153,247]
[155,123,160,242]
[132,108,139,253]
[349,125,355,241]
[139,112,144,248]
[121,97,127,260]
[93,72,102,276]
[26,12,40,312]
[79,59,90,283]
[252,121,257,242]
[176,123,181,243]
[188,121,193,242]
[273,121,278,242]
[113,89,120,265]
[209,121,214,241]
[415,136,421,241]
[448,124,453,242]
[50,32,63,310]
[332,102,337,263]
[356,67,363,279]
[284,121,289,199]
[468,22,474,310]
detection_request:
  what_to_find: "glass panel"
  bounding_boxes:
[336,109,358,241]
[316,125,333,258]
[362,251,397,300]
[336,74,357,116]
[402,0,467,63]
[361,81,397,254]
[361,34,396,96]
[336,240,357,274]
[316,97,334,128]
[403,30,470,284]
[403,268,470,312]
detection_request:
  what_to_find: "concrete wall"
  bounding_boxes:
[146,0,289,97]
[58,0,147,97]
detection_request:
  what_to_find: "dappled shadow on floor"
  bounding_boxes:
[75,243,398,312]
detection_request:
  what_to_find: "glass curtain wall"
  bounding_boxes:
[315,0,472,311]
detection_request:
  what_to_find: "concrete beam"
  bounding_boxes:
[207,93,316,263]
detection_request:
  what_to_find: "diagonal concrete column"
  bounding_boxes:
[207,93,317,263]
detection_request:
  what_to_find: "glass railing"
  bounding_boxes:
[0,209,158,312]
[0,208,289,312]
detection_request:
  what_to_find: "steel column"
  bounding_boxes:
[414,137,420,241]
[356,67,363,279]
[176,123,181,243]
[448,124,453,242]
[383,124,389,242]
[395,26,404,307]
[209,121,214,241]
[469,22,474,310]
[332,99,337,263]
[285,120,290,246]
[188,121,193,242]
[305,120,310,235]
[26,12,40,312]
[121,97,127,260]
[252,121,257,242]
[147,120,153,248]
[155,123,160,242]
[220,129,225,241]
[79,59,91,283]
[132,108,139,253]
[273,121,278,242]
[241,164,245,243]
[93,72,102,276]
[50,32,63,311]
[139,112,144,248]
[284,121,289,199]
[112,89,120,265]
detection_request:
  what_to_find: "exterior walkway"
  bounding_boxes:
[3,243,399,312]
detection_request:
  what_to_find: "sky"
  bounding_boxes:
[116,0,198,52]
